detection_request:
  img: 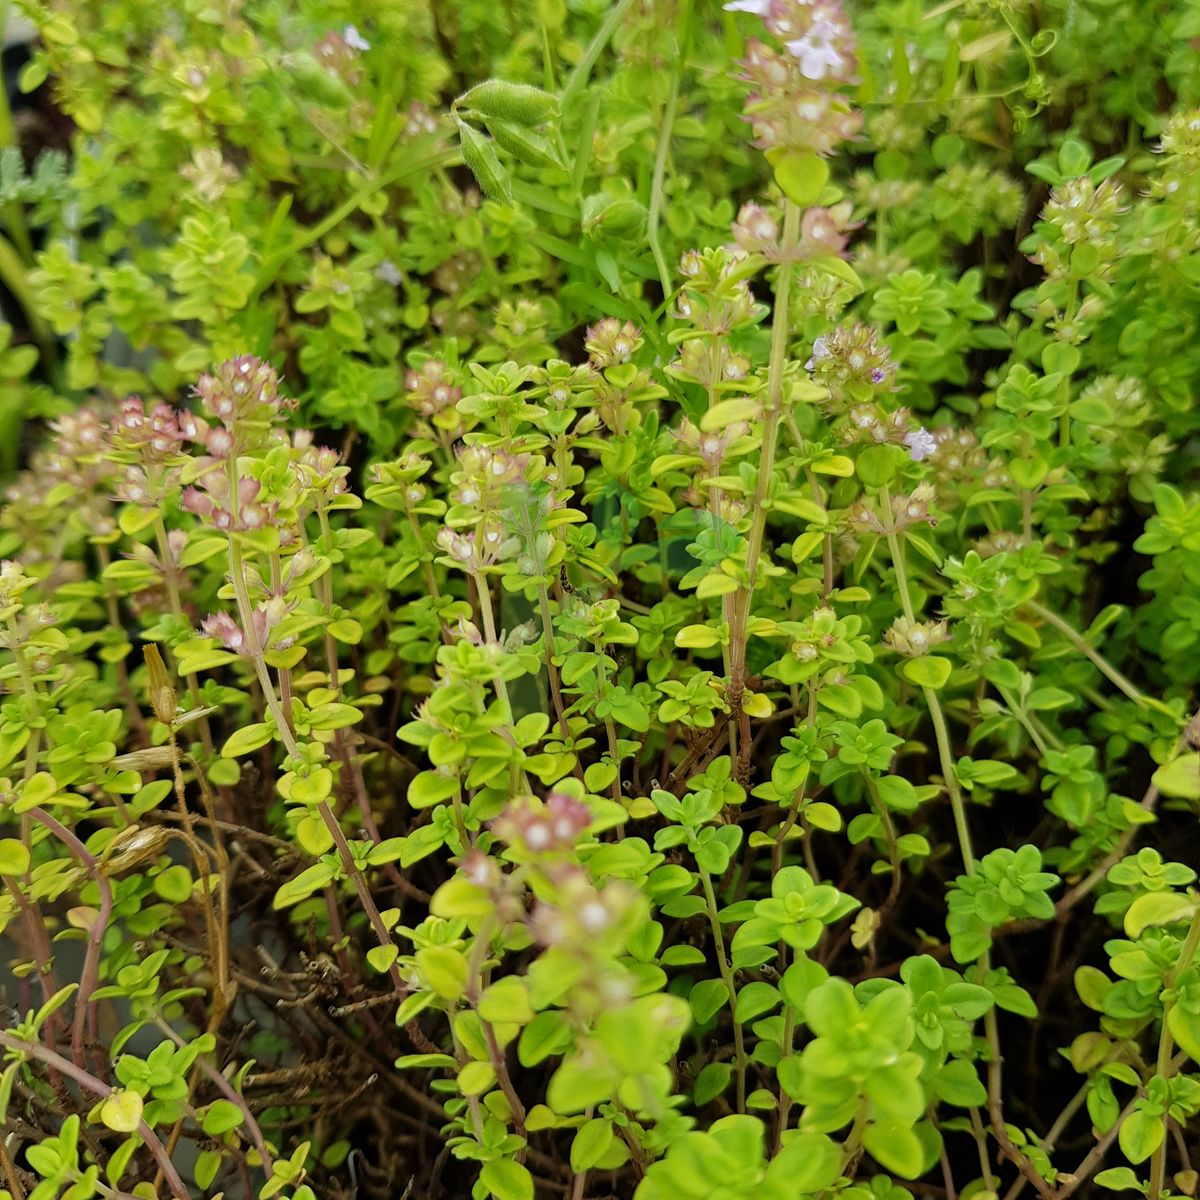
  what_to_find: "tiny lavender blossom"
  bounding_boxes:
[905,427,938,462]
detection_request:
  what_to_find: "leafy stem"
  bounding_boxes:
[1148,906,1200,1200]
[879,484,974,875]
[700,869,746,1113]
[1024,599,1169,717]
[728,198,802,769]
[0,1030,190,1200]
[27,806,113,1072]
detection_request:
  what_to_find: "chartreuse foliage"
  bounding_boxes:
[2,1,1200,1199]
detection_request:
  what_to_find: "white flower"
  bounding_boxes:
[343,24,370,52]
[375,261,402,286]
[785,19,846,80]
[904,427,938,462]
[723,0,772,12]
[804,335,831,371]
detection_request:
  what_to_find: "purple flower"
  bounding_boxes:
[805,336,831,371]
[201,612,246,653]
[905,427,938,462]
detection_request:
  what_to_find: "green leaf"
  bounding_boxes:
[693,1061,732,1107]
[307,703,362,730]
[900,656,953,690]
[1151,753,1200,800]
[366,945,398,973]
[518,1011,572,1067]
[194,1148,222,1190]
[857,444,900,488]
[0,837,30,877]
[862,1121,926,1178]
[429,877,493,918]
[480,1159,534,1200]
[547,1054,614,1113]
[700,398,759,432]
[675,624,721,650]
[408,770,460,808]
[118,505,160,536]
[201,1099,245,1136]
[766,1132,841,1192]
[817,684,862,718]
[571,1118,614,1172]
[327,618,363,644]
[734,982,780,1024]
[154,865,193,904]
[1168,1002,1200,1064]
[394,1053,458,1070]
[295,814,334,856]
[774,151,830,207]
[33,985,78,1033]
[875,775,920,812]
[273,862,335,909]
[221,723,273,758]
[479,977,535,1025]
[99,1089,144,1133]
[1118,1105,1164,1165]
[458,1060,496,1095]
[416,946,468,1001]
[1094,1168,1145,1192]
[1123,891,1195,938]
[931,1059,987,1107]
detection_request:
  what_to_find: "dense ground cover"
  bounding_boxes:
[2,1,1200,1198]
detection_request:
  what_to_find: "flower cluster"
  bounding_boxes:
[491,790,591,855]
[0,559,36,619]
[806,322,896,408]
[921,426,1011,500]
[885,616,951,657]
[191,355,295,453]
[294,442,351,504]
[1029,177,1126,292]
[404,357,465,436]
[181,472,279,532]
[313,27,367,87]
[675,247,764,332]
[726,0,861,156]
[448,445,529,518]
[201,600,294,657]
[733,200,858,261]
[845,482,937,536]
[584,318,641,368]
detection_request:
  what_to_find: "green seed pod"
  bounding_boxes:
[581,193,647,242]
[289,54,355,110]
[487,119,563,170]
[458,122,513,206]
[460,80,558,127]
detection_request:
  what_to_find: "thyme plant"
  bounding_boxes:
[2,1,1200,1199]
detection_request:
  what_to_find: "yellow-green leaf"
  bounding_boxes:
[675,624,720,650]
[100,1089,144,1133]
